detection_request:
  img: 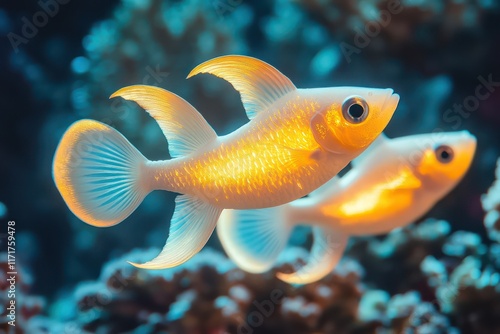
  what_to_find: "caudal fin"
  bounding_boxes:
[217,206,293,273]
[53,120,151,227]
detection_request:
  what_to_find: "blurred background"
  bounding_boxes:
[1,0,500,333]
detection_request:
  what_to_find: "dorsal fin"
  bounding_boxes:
[110,85,217,157]
[187,55,297,120]
[351,133,390,168]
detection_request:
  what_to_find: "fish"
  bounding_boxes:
[217,131,477,284]
[52,55,399,269]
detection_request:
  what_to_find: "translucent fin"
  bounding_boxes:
[217,206,292,273]
[277,226,348,284]
[110,85,217,157]
[52,120,150,227]
[187,55,296,120]
[130,195,222,269]
[351,133,390,168]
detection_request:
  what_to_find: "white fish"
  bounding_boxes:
[217,131,477,284]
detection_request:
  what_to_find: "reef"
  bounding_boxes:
[482,158,500,243]
[24,217,499,333]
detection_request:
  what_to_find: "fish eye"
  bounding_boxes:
[435,145,454,163]
[342,96,369,124]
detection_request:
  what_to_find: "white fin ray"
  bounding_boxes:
[52,120,150,227]
[110,85,217,157]
[277,226,348,284]
[217,206,292,273]
[130,195,222,269]
[188,55,296,120]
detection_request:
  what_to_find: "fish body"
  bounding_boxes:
[147,87,397,208]
[53,55,399,269]
[217,131,477,283]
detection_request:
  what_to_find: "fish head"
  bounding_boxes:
[309,87,399,154]
[415,131,477,188]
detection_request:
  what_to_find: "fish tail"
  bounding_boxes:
[216,205,295,273]
[53,120,152,227]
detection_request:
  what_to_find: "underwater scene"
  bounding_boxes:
[2,0,500,333]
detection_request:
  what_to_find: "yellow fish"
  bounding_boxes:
[52,55,399,269]
[218,131,477,284]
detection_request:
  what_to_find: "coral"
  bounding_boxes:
[347,218,451,294]
[440,257,500,333]
[350,218,499,333]
[419,245,500,332]
[45,242,500,333]
[443,231,487,258]
[405,302,455,334]
[41,247,376,333]
[6,193,500,334]
[482,158,500,243]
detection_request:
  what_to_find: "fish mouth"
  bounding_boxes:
[382,88,400,113]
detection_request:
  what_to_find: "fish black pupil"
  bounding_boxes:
[342,96,369,123]
[435,145,454,163]
[348,103,364,119]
